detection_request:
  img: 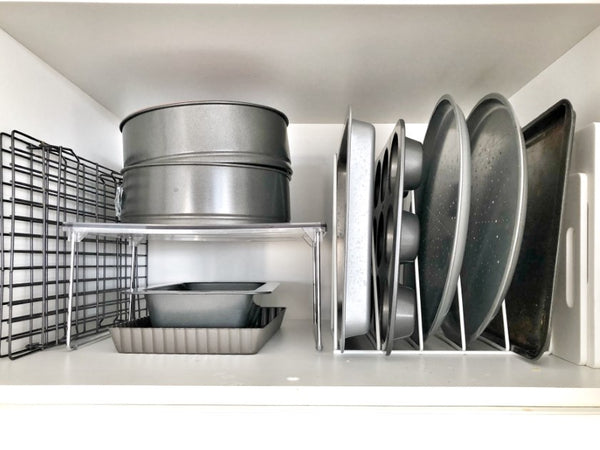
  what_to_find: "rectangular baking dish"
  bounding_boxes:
[109,306,285,355]
[134,281,279,328]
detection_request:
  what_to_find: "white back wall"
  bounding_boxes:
[0,28,121,169]
[510,25,600,130]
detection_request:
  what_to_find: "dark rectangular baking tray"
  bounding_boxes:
[482,100,575,359]
[109,306,285,355]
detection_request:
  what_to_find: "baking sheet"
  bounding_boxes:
[336,110,375,350]
[483,100,575,359]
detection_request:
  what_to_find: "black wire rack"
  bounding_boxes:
[0,130,147,359]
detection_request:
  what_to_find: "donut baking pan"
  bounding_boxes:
[335,110,375,351]
[110,306,285,355]
[442,94,527,346]
[483,100,575,359]
[414,95,471,342]
[372,120,423,354]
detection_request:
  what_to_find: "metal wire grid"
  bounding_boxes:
[0,130,147,359]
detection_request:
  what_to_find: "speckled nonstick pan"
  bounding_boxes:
[442,93,527,346]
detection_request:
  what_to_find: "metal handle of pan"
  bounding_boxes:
[114,184,123,219]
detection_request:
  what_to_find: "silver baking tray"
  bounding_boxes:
[335,109,375,351]
[109,306,285,355]
[133,281,279,328]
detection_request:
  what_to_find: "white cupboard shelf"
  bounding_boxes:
[1,1,600,412]
[2,320,600,408]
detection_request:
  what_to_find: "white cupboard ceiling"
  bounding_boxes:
[0,2,599,123]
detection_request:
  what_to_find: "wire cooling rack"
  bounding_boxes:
[0,130,147,359]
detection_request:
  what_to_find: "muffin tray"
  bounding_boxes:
[371,120,423,354]
[110,306,285,355]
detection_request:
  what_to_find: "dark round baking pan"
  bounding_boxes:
[442,93,527,346]
[414,95,471,343]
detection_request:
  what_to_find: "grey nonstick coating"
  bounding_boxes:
[404,137,423,190]
[394,286,416,339]
[120,101,292,173]
[110,306,286,355]
[372,120,422,354]
[336,110,375,351]
[442,93,527,345]
[414,95,471,342]
[119,101,292,225]
[141,281,277,328]
[483,99,575,360]
[120,162,290,224]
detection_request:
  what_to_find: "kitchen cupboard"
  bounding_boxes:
[1,1,600,437]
